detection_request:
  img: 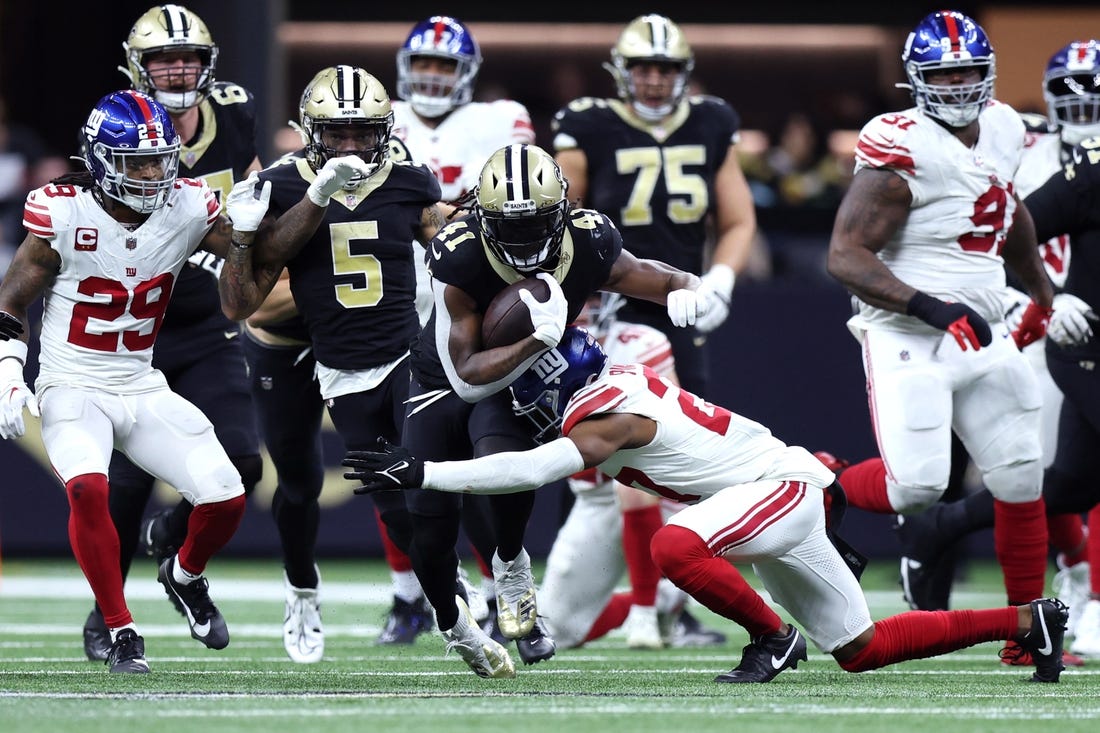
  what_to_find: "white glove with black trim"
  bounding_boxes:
[306,155,374,206]
[1001,287,1031,333]
[0,341,38,440]
[1048,293,1098,347]
[225,173,271,233]
[520,273,568,348]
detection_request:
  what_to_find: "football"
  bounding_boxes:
[481,277,551,349]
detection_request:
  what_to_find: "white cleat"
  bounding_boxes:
[458,565,490,625]
[493,549,537,639]
[623,605,664,650]
[1053,559,1090,637]
[1070,599,1100,657]
[442,596,515,679]
[283,571,324,664]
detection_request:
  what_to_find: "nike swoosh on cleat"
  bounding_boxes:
[1036,609,1053,656]
[771,633,800,670]
[192,620,211,637]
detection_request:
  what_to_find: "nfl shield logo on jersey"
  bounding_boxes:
[260,376,273,391]
[900,350,911,362]
[126,237,137,250]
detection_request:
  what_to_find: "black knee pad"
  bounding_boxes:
[231,454,263,495]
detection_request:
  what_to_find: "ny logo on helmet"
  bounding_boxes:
[531,348,568,383]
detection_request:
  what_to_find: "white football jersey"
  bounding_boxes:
[1018,126,1070,287]
[850,103,1026,331]
[562,363,834,503]
[392,99,535,201]
[22,179,220,392]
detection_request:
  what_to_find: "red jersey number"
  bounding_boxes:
[67,274,174,352]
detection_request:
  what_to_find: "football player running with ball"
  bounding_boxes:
[381,142,721,678]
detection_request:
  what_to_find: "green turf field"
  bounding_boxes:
[1,556,1096,733]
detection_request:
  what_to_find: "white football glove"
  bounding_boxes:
[0,345,38,440]
[306,155,373,206]
[693,264,735,333]
[1000,287,1031,333]
[225,173,272,233]
[1048,293,1098,347]
[519,273,567,348]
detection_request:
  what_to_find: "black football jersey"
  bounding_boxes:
[162,81,260,335]
[551,95,739,275]
[410,208,623,389]
[1026,139,1100,359]
[258,154,441,369]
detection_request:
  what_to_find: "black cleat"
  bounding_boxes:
[141,509,179,566]
[1012,598,1068,683]
[516,617,556,665]
[715,625,807,683]
[894,510,955,611]
[157,556,230,650]
[481,598,508,645]
[105,628,150,674]
[376,596,434,645]
[671,609,728,648]
[83,607,111,662]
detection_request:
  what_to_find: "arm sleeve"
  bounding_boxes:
[433,279,544,403]
[422,437,586,495]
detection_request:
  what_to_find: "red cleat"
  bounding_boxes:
[813,451,850,476]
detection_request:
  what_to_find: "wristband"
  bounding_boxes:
[0,338,28,365]
[231,232,254,250]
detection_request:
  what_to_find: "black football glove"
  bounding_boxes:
[0,311,24,341]
[343,437,425,494]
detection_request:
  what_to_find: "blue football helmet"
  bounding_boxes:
[901,10,996,128]
[511,327,608,444]
[1044,40,1100,145]
[82,90,181,213]
[396,15,481,118]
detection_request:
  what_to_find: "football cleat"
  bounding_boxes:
[142,509,185,617]
[481,598,508,645]
[457,565,490,625]
[1052,558,1090,637]
[493,549,538,639]
[106,628,150,674]
[670,609,728,648]
[157,556,230,650]
[623,605,664,650]
[894,510,955,611]
[283,572,323,664]
[516,617,556,665]
[715,624,807,683]
[442,596,516,679]
[1070,600,1100,657]
[82,607,111,662]
[376,595,434,645]
[1006,597,1068,682]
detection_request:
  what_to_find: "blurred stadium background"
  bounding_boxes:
[1,1,1097,561]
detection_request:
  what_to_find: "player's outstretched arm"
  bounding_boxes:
[0,233,60,333]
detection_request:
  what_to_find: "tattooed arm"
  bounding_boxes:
[0,233,61,340]
[416,204,447,246]
[219,195,327,321]
[826,168,915,312]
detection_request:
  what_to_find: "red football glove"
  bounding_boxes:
[1011,301,1054,350]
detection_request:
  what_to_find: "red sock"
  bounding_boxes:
[622,505,663,607]
[994,498,1048,605]
[178,495,246,575]
[375,509,412,572]
[650,524,782,637]
[1089,506,1100,593]
[1048,512,1086,563]
[66,474,131,628]
[839,607,1018,672]
[837,458,894,513]
[583,592,634,643]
